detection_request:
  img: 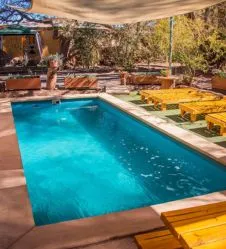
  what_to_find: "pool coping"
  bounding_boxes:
[0,93,226,249]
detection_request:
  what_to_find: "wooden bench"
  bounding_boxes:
[135,228,183,249]
[161,201,226,249]
[180,100,226,122]
[206,112,226,136]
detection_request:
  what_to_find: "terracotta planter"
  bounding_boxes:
[46,60,59,90]
[120,72,129,85]
[47,68,57,90]
[130,74,160,85]
[212,76,226,90]
[64,77,98,89]
[6,77,41,90]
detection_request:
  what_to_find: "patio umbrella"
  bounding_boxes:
[27,0,224,24]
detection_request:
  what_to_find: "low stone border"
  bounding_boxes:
[0,93,226,249]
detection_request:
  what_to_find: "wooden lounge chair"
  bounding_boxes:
[135,228,183,249]
[180,99,226,122]
[135,201,226,249]
[206,112,226,136]
[140,88,195,103]
[152,91,220,111]
[161,201,226,249]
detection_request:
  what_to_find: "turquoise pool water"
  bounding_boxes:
[12,99,226,226]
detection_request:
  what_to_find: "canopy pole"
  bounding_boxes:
[169,16,174,76]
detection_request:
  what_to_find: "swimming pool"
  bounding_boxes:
[12,98,226,226]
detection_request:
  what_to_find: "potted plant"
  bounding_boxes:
[119,71,130,85]
[212,70,226,90]
[6,74,41,90]
[64,74,98,89]
[160,69,170,77]
[40,53,63,90]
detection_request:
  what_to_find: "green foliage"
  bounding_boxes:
[65,73,97,79]
[109,23,150,70]
[39,53,64,67]
[212,69,226,78]
[160,69,170,77]
[152,15,226,76]
[60,22,103,68]
[7,74,39,79]
[58,5,226,75]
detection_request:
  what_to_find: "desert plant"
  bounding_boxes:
[160,69,170,77]
[39,53,64,68]
[7,74,38,79]
[65,73,97,78]
[212,69,226,78]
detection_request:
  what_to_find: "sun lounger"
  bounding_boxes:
[161,201,226,249]
[135,201,226,249]
[206,112,226,136]
[135,228,183,249]
[140,88,195,103]
[152,91,220,111]
[180,99,226,122]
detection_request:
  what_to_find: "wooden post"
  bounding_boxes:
[169,17,174,76]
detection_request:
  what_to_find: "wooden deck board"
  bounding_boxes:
[135,228,183,249]
[181,223,226,248]
[161,202,226,249]
[192,238,226,249]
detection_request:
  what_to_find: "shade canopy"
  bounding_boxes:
[0,25,36,36]
[28,0,224,24]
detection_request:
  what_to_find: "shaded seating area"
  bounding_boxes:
[180,99,226,122]
[135,201,226,249]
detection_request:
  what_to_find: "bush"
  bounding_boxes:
[39,53,64,68]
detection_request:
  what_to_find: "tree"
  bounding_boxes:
[59,22,106,68]
[149,15,226,76]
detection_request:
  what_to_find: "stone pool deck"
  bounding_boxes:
[1,93,226,249]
